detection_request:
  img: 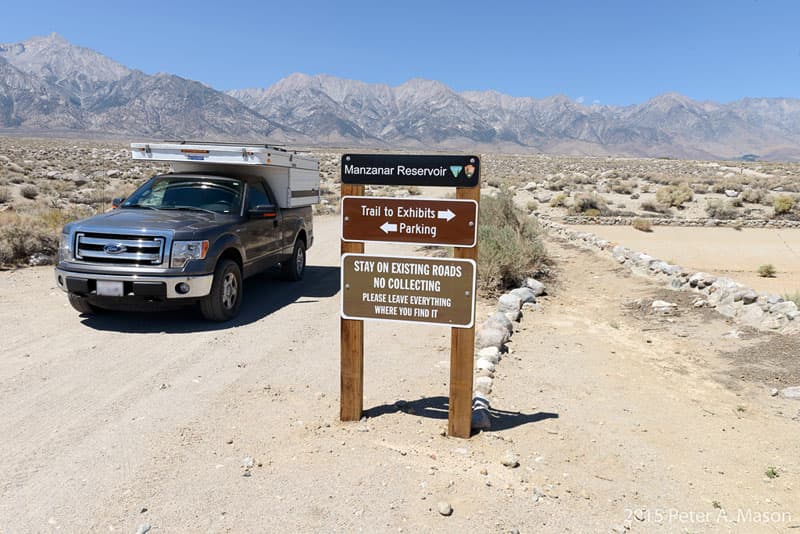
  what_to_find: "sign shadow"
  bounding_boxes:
[364,396,559,434]
[76,265,340,334]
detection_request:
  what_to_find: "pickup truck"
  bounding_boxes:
[54,142,319,321]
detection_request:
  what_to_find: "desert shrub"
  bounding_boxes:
[37,207,92,230]
[0,187,10,204]
[10,176,25,184]
[632,218,653,232]
[20,184,38,199]
[729,196,743,208]
[0,213,59,265]
[569,193,608,215]
[655,183,693,208]
[407,186,421,196]
[691,183,709,195]
[758,264,777,278]
[547,178,571,191]
[773,194,795,215]
[478,189,547,293]
[710,183,728,194]
[705,199,737,219]
[526,200,538,212]
[612,181,634,194]
[741,188,765,204]
[641,200,670,214]
[549,193,568,208]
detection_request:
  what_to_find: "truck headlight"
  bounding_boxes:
[58,233,73,262]
[171,240,209,268]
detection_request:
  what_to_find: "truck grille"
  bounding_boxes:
[75,233,165,266]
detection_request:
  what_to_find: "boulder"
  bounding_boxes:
[651,300,677,312]
[486,312,513,333]
[770,301,798,316]
[497,293,523,314]
[471,407,492,431]
[761,313,788,330]
[475,358,495,372]
[472,392,491,409]
[475,376,493,395]
[475,326,508,349]
[523,278,546,296]
[510,287,536,304]
[716,302,741,318]
[739,304,765,327]
[477,347,501,364]
[779,386,800,400]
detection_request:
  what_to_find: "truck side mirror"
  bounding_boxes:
[248,204,277,218]
[112,197,125,208]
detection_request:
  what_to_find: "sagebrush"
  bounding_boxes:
[478,189,548,293]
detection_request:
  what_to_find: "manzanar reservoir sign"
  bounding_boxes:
[341,154,480,187]
[341,254,476,328]
[338,152,481,438]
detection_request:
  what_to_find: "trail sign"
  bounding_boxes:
[341,196,478,247]
[341,254,476,328]
[341,154,480,187]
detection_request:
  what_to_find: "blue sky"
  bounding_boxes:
[2,0,797,105]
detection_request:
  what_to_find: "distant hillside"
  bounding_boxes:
[2,34,800,160]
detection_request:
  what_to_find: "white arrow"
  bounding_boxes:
[437,209,456,222]
[380,221,398,234]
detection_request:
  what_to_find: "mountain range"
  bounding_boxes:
[2,33,800,161]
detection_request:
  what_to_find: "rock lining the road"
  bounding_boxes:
[471,278,548,432]
[553,214,800,229]
[543,220,799,335]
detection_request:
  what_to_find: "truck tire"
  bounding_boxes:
[200,259,243,321]
[282,238,306,281]
[68,292,98,315]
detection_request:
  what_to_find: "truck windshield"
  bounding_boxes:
[123,176,243,214]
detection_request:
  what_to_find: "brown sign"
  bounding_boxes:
[341,196,478,247]
[341,254,476,328]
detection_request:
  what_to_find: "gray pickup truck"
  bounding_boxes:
[55,171,313,321]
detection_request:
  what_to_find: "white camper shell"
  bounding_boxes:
[131,141,320,208]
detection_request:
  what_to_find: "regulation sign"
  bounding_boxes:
[341,196,478,247]
[341,254,476,328]
[341,154,480,187]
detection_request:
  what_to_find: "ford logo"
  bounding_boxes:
[104,243,127,255]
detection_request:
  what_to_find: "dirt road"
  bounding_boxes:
[1,216,799,533]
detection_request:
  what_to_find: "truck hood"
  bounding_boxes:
[68,208,233,235]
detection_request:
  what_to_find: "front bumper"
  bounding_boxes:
[54,268,213,299]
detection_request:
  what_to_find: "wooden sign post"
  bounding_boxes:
[449,185,479,438]
[339,154,480,438]
[340,182,365,422]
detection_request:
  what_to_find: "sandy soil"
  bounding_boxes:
[1,216,799,533]
[570,225,800,294]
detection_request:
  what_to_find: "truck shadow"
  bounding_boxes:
[78,265,340,333]
[364,396,559,434]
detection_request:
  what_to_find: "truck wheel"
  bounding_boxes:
[200,259,243,321]
[68,292,98,315]
[282,239,306,281]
